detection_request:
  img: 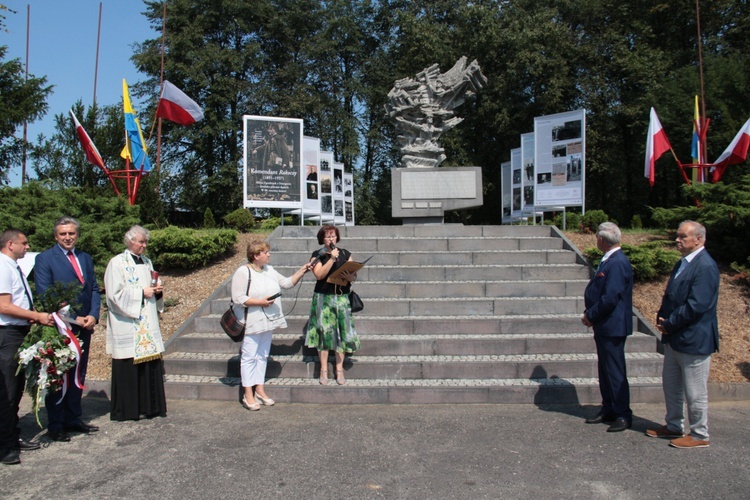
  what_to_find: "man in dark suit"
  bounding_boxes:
[646,220,719,449]
[582,222,633,432]
[34,217,101,442]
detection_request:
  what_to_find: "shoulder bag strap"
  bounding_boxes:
[244,266,252,323]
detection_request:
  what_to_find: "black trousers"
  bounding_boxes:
[594,335,632,420]
[45,328,92,431]
[0,325,30,446]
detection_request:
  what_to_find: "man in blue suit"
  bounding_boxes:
[582,222,633,432]
[647,220,719,449]
[34,217,101,442]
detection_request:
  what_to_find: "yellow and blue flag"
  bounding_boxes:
[691,96,701,182]
[120,79,152,171]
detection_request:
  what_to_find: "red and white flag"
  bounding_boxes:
[710,117,750,182]
[155,80,204,125]
[70,110,106,171]
[644,107,672,187]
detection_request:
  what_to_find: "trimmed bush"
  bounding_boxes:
[147,226,238,269]
[581,210,609,232]
[630,214,643,229]
[583,241,680,282]
[260,216,293,231]
[223,208,256,232]
[203,207,216,229]
[553,211,581,231]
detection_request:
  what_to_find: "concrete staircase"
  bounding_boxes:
[163,225,663,404]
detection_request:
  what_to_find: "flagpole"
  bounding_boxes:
[157,1,167,177]
[695,0,709,182]
[21,5,30,185]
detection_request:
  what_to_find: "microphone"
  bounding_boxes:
[310,247,328,266]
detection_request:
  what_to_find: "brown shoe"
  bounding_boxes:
[669,436,709,449]
[645,426,684,439]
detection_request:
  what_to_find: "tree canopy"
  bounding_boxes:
[21,0,750,226]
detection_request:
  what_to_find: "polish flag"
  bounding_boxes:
[644,107,672,187]
[155,81,204,125]
[710,117,750,182]
[70,110,106,171]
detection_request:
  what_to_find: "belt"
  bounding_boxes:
[0,324,31,332]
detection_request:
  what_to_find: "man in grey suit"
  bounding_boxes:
[646,221,719,449]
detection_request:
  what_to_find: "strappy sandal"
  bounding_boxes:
[336,370,346,385]
[319,369,328,385]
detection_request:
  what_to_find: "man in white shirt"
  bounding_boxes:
[0,229,55,465]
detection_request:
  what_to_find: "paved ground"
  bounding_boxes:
[1,396,749,499]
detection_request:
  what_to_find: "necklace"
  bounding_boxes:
[249,263,263,272]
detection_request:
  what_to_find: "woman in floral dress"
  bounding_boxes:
[305,226,360,385]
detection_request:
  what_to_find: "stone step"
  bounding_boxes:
[268,249,578,266]
[168,332,658,356]
[192,313,590,335]
[272,236,565,252]
[163,352,663,380]
[209,280,589,306]
[270,264,591,282]
[208,296,584,316]
[164,375,664,405]
[276,224,555,239]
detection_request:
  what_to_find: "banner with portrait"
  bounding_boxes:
[243,116,303,209]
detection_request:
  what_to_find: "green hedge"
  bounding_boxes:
[583,241,680,282]
[0,182,140,279]
[147,226,238,269]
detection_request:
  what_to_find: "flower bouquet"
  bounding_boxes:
[15,282,83,427]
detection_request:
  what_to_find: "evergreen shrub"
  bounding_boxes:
[147,226,237,269]
[583,241,680,282]
[203,207,216,228]
[223,208,256,232]
[581,210,609,232]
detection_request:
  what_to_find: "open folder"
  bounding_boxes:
[326,255,373,286]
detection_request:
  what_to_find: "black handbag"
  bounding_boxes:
[349,290,364,313]
[220,267,251,342]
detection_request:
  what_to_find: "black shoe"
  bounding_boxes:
[1,448,21,465]
[585,413,616,424]
[48,430,71,442]
[16,438,41,450]
[64,422,99,434]
[607,417,632,432]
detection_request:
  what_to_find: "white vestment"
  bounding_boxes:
[104,251,164,360]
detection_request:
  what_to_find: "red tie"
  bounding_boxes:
[67,251,85,284]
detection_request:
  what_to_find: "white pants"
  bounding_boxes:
[240,330,272,387]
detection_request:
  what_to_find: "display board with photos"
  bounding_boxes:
[303,136,321,214]
[344,172,355,226]
[510,147,522,218]
[521,132,535,210]
[318,150,335,220]
[243,116,303,209]
[500,161,512,224]
[333,162,345,225]
[533,109,586,208]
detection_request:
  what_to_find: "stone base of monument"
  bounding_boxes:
[391,166,483,224]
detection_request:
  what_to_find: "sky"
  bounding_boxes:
[2,0,157,186]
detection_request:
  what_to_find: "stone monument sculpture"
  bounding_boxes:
[385,56,487,169]
[386,57,487,223]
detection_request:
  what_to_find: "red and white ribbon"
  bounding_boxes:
[52,313,86,403]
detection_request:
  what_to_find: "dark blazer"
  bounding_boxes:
[658,249,719,355]
[33,246,101,328]
[584,249,633,338]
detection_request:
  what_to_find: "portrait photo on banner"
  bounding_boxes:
[243,116,303,208]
